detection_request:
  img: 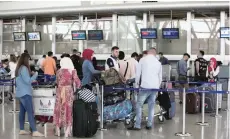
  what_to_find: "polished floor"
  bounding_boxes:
[0,100,230,139]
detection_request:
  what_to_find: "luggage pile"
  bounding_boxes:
[186,83,223,114]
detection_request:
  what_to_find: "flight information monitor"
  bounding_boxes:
[27,32,41,41]
[220,27,230,38]
[162,28,179,39]
[13,32,26,41]
[71,30,86,40]
[88,30,103,40]
[140,28,157,39]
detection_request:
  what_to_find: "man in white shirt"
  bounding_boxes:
[128,48,162,130]
[36,55,46,73]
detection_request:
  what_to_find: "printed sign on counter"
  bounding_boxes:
[33,97,55,116]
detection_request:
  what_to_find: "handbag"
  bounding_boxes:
[77,87,96,102]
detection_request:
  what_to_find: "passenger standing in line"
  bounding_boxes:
[53,57,81,137]
[70,49,83,79]
[128,48,162,130]
[194,50,208,83]
[206,57,220,82]
[126,52,139,80]
[177,53,190,104]
[105,46,120,71]
[118,51,128,78]
[15,53,44,137]
[42,51,56,82]
[82,49,101,86]
[158,52,169,65]
[9,54,17,79]
[36,55,46,74]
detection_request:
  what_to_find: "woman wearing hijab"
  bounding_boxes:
[206,57,220,82]
[82,49,101,86]
[53,57,81,137]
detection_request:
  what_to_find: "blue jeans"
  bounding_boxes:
[134,90,156,129]
[19,95,37,132]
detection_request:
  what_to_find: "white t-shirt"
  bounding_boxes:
[9,61,17,78]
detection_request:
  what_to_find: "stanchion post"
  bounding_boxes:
[9,79,19,113]
[98,85,106,131]
[211,82,222,118]
[197,87,209,126]
[2,84,5,105]
[175,87,191,137]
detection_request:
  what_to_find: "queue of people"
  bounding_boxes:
[0,47,221,137]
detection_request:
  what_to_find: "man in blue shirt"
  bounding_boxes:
[177,53,190,104]
[158,52,169,65]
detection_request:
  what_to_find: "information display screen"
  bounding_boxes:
[71,30,86,40]
[162,28,179,39]
[27,32,41,41]
[88,30,103,40]
[13,32,26,41]
[140,28,157,39]
[220,27,230,38]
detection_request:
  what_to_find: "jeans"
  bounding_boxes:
[134,90,156,129]
[19,95,37,132]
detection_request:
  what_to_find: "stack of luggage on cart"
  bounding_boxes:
[102,68,133,124]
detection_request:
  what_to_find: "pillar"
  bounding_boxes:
[21,18,26,54]
[0,20,3,59]
[186,12,192,76]
[78,15,84,53]
[143,13,147,51]
[112,14,118,46]
[32,19,36,55]
[52,16,56,54]
[149,14,156,49]
[220,11,226,63]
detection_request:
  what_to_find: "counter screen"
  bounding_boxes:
[162,28,179,39]
[141,28,157,39]
[88,30,103,40]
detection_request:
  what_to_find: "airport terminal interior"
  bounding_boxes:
[0,1,230,139]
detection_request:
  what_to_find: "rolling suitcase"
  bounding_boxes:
[186,93,200,114]
[72,100,98,138]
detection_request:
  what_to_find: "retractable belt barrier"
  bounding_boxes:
[101,80,229,137]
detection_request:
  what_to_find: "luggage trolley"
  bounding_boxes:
[32,84,56,137]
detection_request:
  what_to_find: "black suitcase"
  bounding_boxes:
[186,93,201,114]
[72,100,98,138]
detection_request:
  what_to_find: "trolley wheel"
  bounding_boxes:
[158,115,165,123]
[124,119,131,125]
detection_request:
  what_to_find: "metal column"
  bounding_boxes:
[220,11,226,63]
[0,19,3,59]
[143,13,147,51]
[112,14,118,47]
[149,14,156,49]
[32,19,36,55]
[21,18,26,54]
[186,12,192,77]
[79,15,84,53]
[52,16,56,54]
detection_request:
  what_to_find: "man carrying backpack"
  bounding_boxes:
[194,50,208,84]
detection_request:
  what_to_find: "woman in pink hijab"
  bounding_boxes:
[206,57,220,82]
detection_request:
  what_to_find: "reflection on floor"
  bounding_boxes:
[0,101,229,139]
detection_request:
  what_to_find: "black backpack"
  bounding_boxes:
[72,99,98,138]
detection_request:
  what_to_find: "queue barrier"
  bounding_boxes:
[101,82,229,137]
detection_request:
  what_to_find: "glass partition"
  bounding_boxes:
[225,17,230,55]
[191,18,220,55]
[56,21,80,54]
[118,16,142,54]
[2,23,22,56]
[155,20,187,55]
[85,19,112,54]
[25,20,52,55]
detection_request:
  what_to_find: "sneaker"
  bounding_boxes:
[145,126,152,130]
[127,126,141,131]
[32,131,44,137]
[19,130,30,135]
